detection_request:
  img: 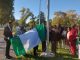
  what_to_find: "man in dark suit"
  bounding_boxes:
[3,21,13,59]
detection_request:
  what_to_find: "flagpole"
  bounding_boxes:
[46,0,50,52]
[39,0,41,24]
[40,0,54,57]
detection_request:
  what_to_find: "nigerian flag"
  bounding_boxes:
[10,24,46,56]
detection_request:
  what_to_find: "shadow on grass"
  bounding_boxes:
[59,52,78,60]
[22,53,64,60]
[15,48,78,60]
[16,53,78,60]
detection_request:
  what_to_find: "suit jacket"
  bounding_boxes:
[3,25,13,38]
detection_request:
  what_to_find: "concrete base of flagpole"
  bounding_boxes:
[40,52,55,57]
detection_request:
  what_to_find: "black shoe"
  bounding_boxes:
[6,56,13,59]
[34,53,38,56]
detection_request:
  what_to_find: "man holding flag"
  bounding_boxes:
[10,23,46,57]
[3,21,13,59]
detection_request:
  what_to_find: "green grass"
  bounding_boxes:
[15,44,78,60]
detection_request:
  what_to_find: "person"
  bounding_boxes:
[50,25,61,55]
[77,26,80,41]
[61,27,67,48]
[3,21,13,59]
[49,25,56,55]
[35,21,47,56]
[15,23,22,36]
[29,21,38,56]
[66,27,71,48]
[75,25,80,55]
[69,25,78,56]
[42,21,46,53]
[20,25,26,34]
[56,24,64,48]
[15,24,26,36]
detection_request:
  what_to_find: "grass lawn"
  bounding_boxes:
[15,44,78,60]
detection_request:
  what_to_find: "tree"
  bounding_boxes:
[66,10,77,26]
[18,8,33,25]
[52,10,78,27]
[0,0,14,24]
[54,11,66,18]
[77,19,80,25]
[52,11,66,26]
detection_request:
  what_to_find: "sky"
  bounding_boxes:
[14,0,80,20]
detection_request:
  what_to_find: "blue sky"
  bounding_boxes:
[14,0,80,20]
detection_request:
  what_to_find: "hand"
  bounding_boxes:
[4,37,9,41]
[76,37,79,39]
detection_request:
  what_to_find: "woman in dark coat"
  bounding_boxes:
[49,25,59,55]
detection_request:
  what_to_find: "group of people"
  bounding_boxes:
[3,21,47,59]
[49,24,64,55]
[3,20,80,59]
[49,24,79,57]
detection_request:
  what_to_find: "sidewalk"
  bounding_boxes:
[0,38,17,60]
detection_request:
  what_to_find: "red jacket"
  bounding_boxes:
[69,28,77,41]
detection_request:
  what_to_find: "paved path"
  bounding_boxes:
[0,29,18,60]
[0,38,17,60]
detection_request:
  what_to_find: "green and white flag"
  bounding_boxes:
[10,24,46,56]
